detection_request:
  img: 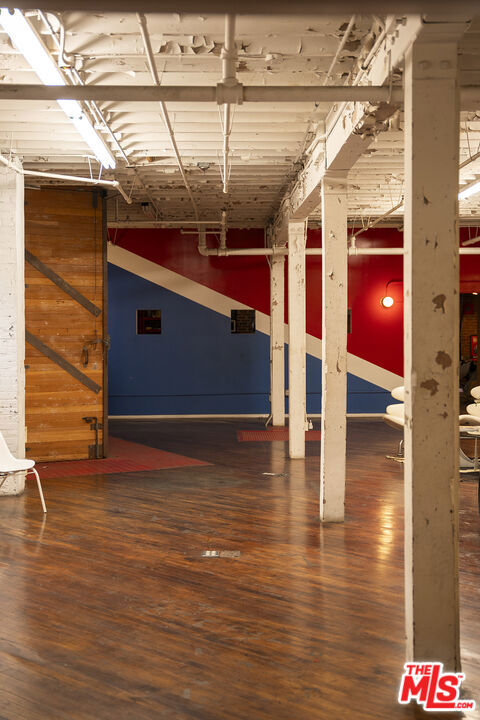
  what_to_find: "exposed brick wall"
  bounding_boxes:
[0,166,25,495]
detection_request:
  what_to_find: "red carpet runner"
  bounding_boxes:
[237,429,321,442]
[37,436,210,479]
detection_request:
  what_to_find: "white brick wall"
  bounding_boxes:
[0,165,25,495]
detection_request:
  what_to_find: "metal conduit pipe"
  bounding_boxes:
[137,13,199,222]
[23,169,133,203]
[222,14,236,194]
[220,210,227,249]
[355,21,389,80]
[460,150,480,169]
[198,229,208,255]
[197,244,480,257]
[323,15,356,86]
[352,199,404,239]
[110,220,222,227]
[0,153,132,203]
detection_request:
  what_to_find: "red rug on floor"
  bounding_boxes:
[237,429,322,442]
[36,436,210,479]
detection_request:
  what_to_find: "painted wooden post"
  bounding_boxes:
[320,173,348,522]
[404,37,461,670]
[0,163,25,496]
[270,249,285,426]
[288,220,307,458]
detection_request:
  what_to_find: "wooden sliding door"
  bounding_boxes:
[25,187,107,461]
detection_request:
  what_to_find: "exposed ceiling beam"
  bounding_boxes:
[270,15,472,230]
[1,83,478,105]
[8,1,480,14]
[0,84,404,103]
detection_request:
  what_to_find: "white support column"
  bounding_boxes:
[270,248,285,426]
[0,164,25,495]
[404,37,461,670]
[320,173,348,522]
[288,220,307,458]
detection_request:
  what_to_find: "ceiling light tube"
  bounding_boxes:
[0,8,115,169]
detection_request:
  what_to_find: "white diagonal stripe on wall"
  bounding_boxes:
[108,243,402,391]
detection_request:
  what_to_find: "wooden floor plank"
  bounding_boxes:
[0,419,478,720]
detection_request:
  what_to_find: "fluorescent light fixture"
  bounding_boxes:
[0,8,115,169]
[458,180,480,201]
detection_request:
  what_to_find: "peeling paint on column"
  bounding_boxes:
[435,351,452,369]
[288,220,307,458]
[270,252,285,427]
[403,34,462,671]
[432,294,446,313]
[420,378,439,396]
[320,173,347,523]
[0,166,25,496]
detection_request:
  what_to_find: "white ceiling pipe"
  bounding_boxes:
[221,14,236,194]
[220,210,227,249]
[198,228,208,255]
[348,247,403,255]
[137,12,199,223]
[0,152,21,173]
[111,220,223,227]
[23,169,133,204]
[353,199,404,238]
[323,15,356,86]
[462,236,480,246]
[355,21,389,80]
[196,245,480,257]
[0,153,132,203]
[460,150,480,170]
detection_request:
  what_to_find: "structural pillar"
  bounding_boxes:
[320,173,348,522]
[270,248,285,426]
[0,163,25,495]
[404,36,461,669]
[288,220,307,458]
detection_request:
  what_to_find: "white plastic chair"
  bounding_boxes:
[0,431,46,513]
[391,386,405,402]
[470,386,480,401]
[467,402,480,418]
[382,387,480,471]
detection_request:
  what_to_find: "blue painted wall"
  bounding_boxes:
[108,263,390,415]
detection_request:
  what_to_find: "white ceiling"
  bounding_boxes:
[0,11,479,226]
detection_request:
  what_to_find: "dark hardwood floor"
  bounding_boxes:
[0,419,478,720]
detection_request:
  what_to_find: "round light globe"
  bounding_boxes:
[381,295,394,308]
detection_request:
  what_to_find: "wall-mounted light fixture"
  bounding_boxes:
[381,279,403,308]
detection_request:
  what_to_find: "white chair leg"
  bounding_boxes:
[31,468,47,514]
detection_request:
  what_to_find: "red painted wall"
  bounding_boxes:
[109,226,480,379]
